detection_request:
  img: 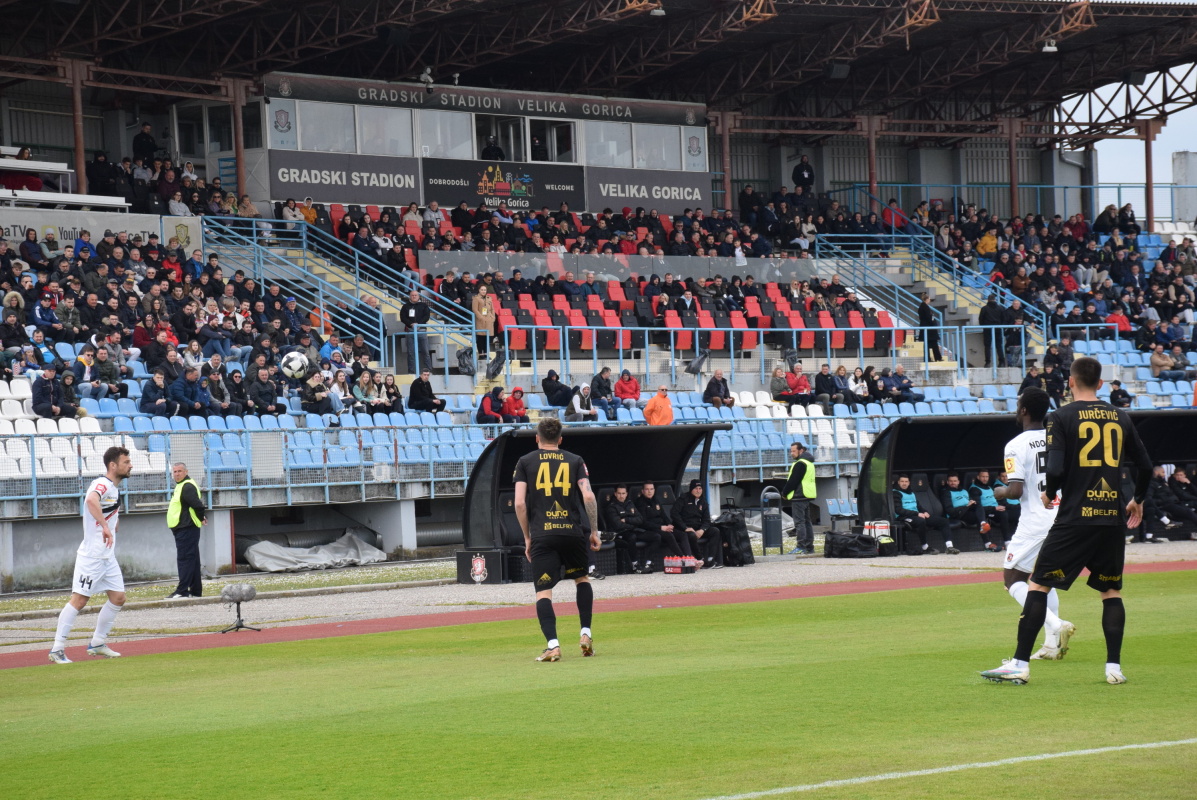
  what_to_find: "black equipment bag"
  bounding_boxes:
[714,509,754,566]
[685,350,710,375]
[782,348,800,369]
[485,347,506,380]
[823,531,879,558]
[456,347,476,376]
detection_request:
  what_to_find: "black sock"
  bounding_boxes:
[536,598,557,645]
[1013,590,1049,662]
[1102,597,1126,664]
[576,581,594,631]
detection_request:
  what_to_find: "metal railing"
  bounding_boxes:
[813,236,939,327]
[498,322,969,385]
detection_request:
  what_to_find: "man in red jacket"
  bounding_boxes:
[613,369,645,410]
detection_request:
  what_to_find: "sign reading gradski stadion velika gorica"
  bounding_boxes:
[264,72,706,127]
[268,149,421,205]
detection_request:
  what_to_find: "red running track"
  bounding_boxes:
[3,559,1192,671]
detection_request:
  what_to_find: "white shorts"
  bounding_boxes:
[71,555,125,597]
[1003,533,1046,575]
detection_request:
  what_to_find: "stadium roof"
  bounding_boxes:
[3,0,1197,141]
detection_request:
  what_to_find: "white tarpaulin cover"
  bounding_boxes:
[244,532,388,572]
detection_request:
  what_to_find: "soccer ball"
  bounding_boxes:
[279,351,310,379]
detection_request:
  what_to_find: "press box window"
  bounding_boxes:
[297,101,356,153]
[529,119,575,163]
[358,106,414,157]
[419,110,472,159]
[633,124,682,171]
[475,115,525,162]
[584,121,632,168]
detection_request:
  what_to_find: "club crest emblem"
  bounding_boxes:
[174,223,191,249]
[687,136,702,156]
[470,553,488,584]
[685,109,696,125]
[273,109,292,133]
[278,78,292,97]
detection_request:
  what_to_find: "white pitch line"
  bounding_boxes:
[697,737,1197,800]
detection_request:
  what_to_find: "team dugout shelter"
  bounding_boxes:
[857,411,1197,546]
[459,423,730,581]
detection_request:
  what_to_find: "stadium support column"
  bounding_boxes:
[200,510,235,577]
[857,115,884,214]
[67,59,87,194]
[1140,118,1164,234]
[0,520,13,593]
[999,118,1022,219]
[227,78,248,197]
[715,111,737,214]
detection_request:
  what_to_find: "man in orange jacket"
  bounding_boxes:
[643,385,673,426]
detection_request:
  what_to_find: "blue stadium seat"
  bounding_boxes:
[226,416,245,430]
[865,403,883,416]
[129,361,149,379]
[948,401,966,415]
[95,398,119,419]
[170,417,190,431]
[616,408,633,423]
[1171,394,1189,408]
[207,416,227,431]
[261,415,280,430]
[526,394,544,409]
[922,386,939,401]
[913,402,932,416]
[328,448,347,465]
[289,449,313,467]
[954,386,972,400]
[54,343,75,363]
[1134,395,1155,409]
[930,401,948,415]
[678,406,695,421]
[133,416,152,433]
[113,417,135,433]
[358,429,374,447]
[278,414,297,429]
[388,412,406,426]
[1161,380,1178,395]
[223,433,244,450]
[147,434,167,452]
[1144,381,1163,396]
[372,429,392,445]
[204,433,223,450]
[355,413,373,427]
[420,411,437,425]
[189,416,208,431]
[244,415,263,431]
[435,411,452,425]
[372,412,390,427]
[898,402,916,416]
[1135,367,1152,382]
[152,416,171,432]
[982,385,1000,399]
[833,405,851,417]
[339,413,357,428]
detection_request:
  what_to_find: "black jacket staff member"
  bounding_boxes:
[671,479,725,568]
[514,418,600,662]
[167,462,207,599]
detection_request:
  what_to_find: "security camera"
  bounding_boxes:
[419,67,435,94]
[1042,38,1058,53]
[452,72,460,86]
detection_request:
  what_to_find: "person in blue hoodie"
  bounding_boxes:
[168,367,213,418]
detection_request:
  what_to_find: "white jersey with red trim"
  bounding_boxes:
[80,476,120,560]
[1003,429,1057,541]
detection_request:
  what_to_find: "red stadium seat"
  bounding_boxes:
[729,315,758,351]
[877,310,905,347]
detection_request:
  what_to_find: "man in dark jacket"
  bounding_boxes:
[634,482,689,559]
[812,363,841,412]
[939,473,1001,551]
[968,470,1011,546]
[399,289,433,374]
[168,367,211,418]
[139,369,179,416]
[301,370,335,416]
[408,367,446,412]
[1147,466,1197,529]
[247,367,281,415]
[541,369,572,408]
[32,363,79,419]
[791,155,815,194]
[892,474,952,554]
[703,369,735,408]
[166,461,206,599]
[590,367,615,420]
[670,479,724,568]
[603,485,661,574]
[978,294,1005,367]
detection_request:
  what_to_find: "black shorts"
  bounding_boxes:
[1031,523,1126,592]
[530,534,589,591]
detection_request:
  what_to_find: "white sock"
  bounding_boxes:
[1106,662,1121,673]
[1009,582,1063,641]
[90,601,122,647]
[53,603,79,651]
[547,638,560,650]
[921,543,929,550]
[1161,516,1171,525]
[1013,659,1029,669]
[945,540,954,549]
[580,627,591,639]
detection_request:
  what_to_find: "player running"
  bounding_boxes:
[993,388,1076,660]
[514,418,601,662]
[982,358,1152,685]
[48,446,133,664]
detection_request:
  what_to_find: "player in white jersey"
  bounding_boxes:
[992,388,1076,661]
[48,446,133,664]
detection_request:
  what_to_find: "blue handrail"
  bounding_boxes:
[812,236,938,327]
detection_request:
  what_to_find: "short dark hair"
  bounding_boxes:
[791,442,805,451]
[614,484,628,492]
[103,446,129,468]
[1017,387,1051,424]
[537,417,562,444]
[1071,356,1102,389]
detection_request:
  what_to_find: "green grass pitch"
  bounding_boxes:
[2,572,1195,799]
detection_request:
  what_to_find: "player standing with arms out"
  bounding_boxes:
[48,446,133,664]
[982,358,1152,685]
[993,388,1076,660]
[514,418,601,662]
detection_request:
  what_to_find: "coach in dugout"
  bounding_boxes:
[166,462,207,599]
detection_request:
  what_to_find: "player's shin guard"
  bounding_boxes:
[1013,590,1048,662]
[576,581,594,631]
[90,601,122,647]
[53,603,80,651]
[1102,597,1125,665]
[536,598,557,645]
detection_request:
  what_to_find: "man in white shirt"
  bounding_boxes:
[48,446,134,663]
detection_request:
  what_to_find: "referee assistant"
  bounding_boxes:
[514,418,600,662]
[982,357,1152,685]
[167,462,207,599]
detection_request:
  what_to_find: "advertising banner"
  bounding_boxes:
[584,167,713,216]
[265,72,705,127]
[268,149,420,204]
[0,210,166,251]
[422,158,585,212]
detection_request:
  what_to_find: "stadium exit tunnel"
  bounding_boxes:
[857,411,1197,523]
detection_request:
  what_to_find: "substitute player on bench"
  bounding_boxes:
[982,358,1152,685]
[48,446,133,664]
[514,418,601,662]
[993,387,1075,660]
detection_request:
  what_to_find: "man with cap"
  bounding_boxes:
[782,442,817,555]
[1108,379,1132,408]
[96,230,118,262]
[671,479,725,569]
[31,294,64,342]
[32,362,80,420]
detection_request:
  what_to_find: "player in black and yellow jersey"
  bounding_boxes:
[982,357,1153,685]
[514,418,601,662]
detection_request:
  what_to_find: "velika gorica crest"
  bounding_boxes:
[687,136,702,156]
[273,109,292,133]
[470,553,488,584]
